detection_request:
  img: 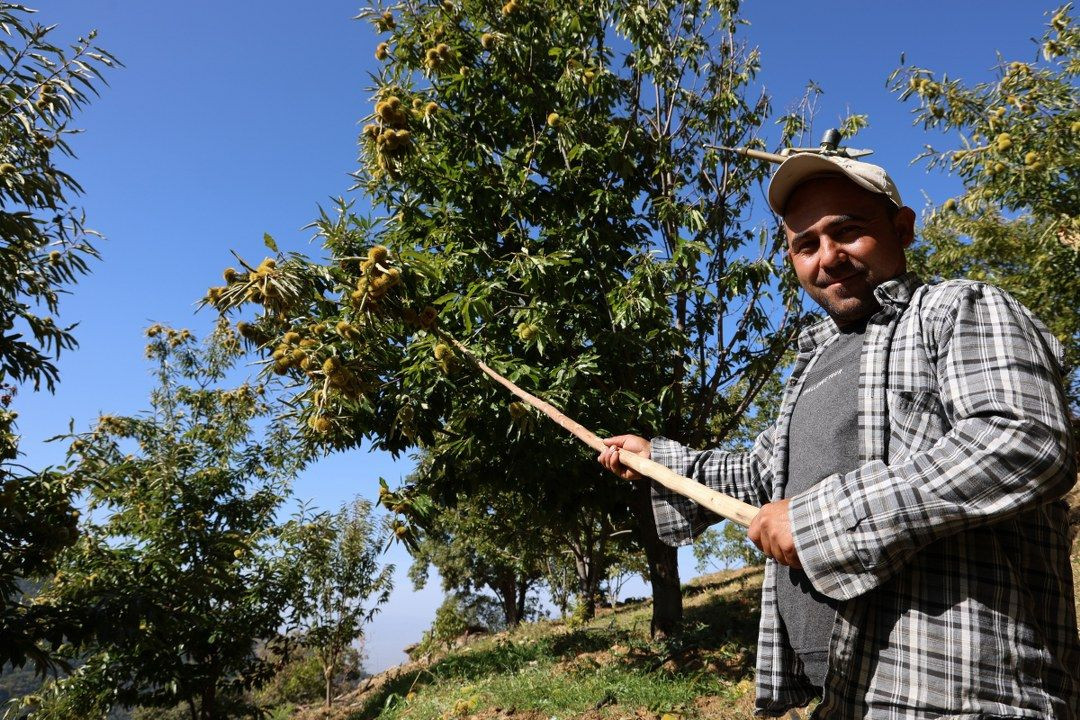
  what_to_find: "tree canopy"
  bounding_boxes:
[891,3,1079,406]
[15,324,307,720]
[0,4,116,673]
[211,0,808,635]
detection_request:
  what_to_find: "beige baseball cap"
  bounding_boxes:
[767,154,902,216]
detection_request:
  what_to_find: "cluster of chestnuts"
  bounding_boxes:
[351,244,402,312]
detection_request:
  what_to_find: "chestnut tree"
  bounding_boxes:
[211,0,804,635]
[0,4,116,673]
[15,325,307,720]
[891,4,1079,406]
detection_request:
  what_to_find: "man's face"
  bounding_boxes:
[783,176,915,326]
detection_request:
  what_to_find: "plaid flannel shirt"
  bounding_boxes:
[650,273,1080,719]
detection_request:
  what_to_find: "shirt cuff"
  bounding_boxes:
[650,436,694,477]
[789,471,875,601]
[648,437,698,547]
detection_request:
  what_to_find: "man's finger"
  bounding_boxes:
[761,533,776,563]
[747,519,762,550]
[599,446,621,476]
[775,540,796,568]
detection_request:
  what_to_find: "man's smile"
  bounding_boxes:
[818,271,862,288]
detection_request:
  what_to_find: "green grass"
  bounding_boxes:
[296,547,1080,720]
[305,567,765,720]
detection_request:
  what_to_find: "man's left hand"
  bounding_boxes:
[748,498,802,569]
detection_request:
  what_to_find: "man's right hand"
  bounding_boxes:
[598,435,652,480]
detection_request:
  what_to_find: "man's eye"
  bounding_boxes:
[838,225,861,237]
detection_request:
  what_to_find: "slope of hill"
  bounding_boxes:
[293,567,768,720]
[296,524,1080,720]
[4,524,1076,720]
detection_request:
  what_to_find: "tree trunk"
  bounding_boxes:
[629,480,682,638]
[515,580,528,623]
[495,575,521,626]
[573,554,597,620]
[324,652,337,707]
[198,685,216,720]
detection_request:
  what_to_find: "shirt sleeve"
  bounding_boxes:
[649,426,775,546]
[790,283,1076,601]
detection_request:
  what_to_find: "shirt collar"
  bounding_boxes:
[873,271,922,308]
[797,272,923,353]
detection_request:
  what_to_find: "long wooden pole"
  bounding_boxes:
[436,331,759,528]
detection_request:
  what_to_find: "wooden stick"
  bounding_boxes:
[436,331,760,528]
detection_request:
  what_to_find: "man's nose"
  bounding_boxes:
[819,237,847,268]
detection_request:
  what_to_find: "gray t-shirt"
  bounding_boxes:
[778,321,867,689]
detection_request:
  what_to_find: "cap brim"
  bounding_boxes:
[767,154,891,216]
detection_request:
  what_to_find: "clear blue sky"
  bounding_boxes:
[20,0,1052,673]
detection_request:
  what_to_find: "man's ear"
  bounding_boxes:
[894,206,916,249]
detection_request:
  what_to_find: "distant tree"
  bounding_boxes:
[288,497,393,708]
[427,595,470,652]
[603,549,647,614]
[418,592,503,654]
[691,523,763,574]
[402,484,545,628]
[0,4,116,673]
[889,3,1079,407]
[541,551,576,619]
[10,324,305,720]
[254,641,365,711]
[552,501,628,621]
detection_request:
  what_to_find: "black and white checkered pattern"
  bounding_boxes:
[651,273,1080,718]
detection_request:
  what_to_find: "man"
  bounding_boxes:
[599,153,1080,718]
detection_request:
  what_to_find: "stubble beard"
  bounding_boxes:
[808,269,881,326]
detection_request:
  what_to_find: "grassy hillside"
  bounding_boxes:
[295,567,767,720]
[3,537,1077,719]
[295,531,1080,720]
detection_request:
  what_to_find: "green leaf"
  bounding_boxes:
[433,292,459,306]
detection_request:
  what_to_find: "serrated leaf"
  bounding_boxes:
[433,292,459,305]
